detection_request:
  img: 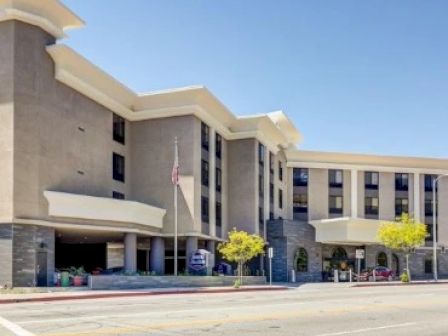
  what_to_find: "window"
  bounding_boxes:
[215,134,222,158]
[269,183,274,202]
[112,191,125,200]
[395,173,409,191]
[279,161,283,181]
[425,175,436,192]
[201,122,209,150]
[293,168,308,186]
[269,212,274,220]
[295,248,308,272]
[279,189,283,209]
[332,247,348,259]
[216,168,222,192]
[365,197,379,216]
[425,199,434,217]
[113,114,125,144]
[329,196,343,214]
[259,174,264,196]
[365,172,379,190]
[329,170,343,188]
[377,252,388,267]
[201,196,209,223]
[395,198,409,216]
[269,152,274,173]
[258,143,265,165]
[201,160,209,187]
[216,202,222,227]
[112,153,125,182]
[293,194,308,213]
[426,224,433,242]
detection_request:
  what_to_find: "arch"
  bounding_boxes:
[331,247,347,259]
[294,248,308,272]
[377,252,388,267]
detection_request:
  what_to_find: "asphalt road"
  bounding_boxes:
[0,283,448,336]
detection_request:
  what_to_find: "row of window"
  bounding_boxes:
[292,169,435,192]
[201,160,222,191]
[201,123,222,158]
[201,197,222,226]
[259,144,283,181]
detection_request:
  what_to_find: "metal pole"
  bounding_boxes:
[269,255,272,286]
[174,137,178,276]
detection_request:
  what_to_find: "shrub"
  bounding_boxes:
[400,272,410,283]
[233,279,241,289]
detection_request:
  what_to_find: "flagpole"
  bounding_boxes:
[174,137,178,276]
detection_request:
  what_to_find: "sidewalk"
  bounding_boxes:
[0,285,288,304]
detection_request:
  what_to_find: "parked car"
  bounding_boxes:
[355,266,394,281]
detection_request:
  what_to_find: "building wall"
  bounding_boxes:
[227,139,258,234]
[308,169,328,220]
[130,115,200,235]
[378,172,395,221]
[0,22,14,222]
[11,22,130,220]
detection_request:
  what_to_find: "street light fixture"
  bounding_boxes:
[432,174,448,281]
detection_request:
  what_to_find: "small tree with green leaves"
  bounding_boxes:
[218,229,265,285]
[377,214,427,282]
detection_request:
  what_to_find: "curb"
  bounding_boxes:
[0,286,288,305]
[352,281,448,288]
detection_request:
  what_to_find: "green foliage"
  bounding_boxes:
[377,214,427,253]
[400,272,410,283]
[218,229,265,285]
[377,213,427,281]
[233,279,241,288]
[218,229,265,265]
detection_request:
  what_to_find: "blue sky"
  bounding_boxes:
[62,0,448,158]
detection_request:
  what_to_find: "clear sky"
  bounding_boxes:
[62,0,448,158]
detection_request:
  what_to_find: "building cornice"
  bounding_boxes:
[46,44,302,153]
[0,0,84,39]
[286,149,448,174]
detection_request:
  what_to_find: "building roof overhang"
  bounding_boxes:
[0,0,85,39]
[46,44,303,153]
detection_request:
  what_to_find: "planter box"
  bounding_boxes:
[88,275,266,290]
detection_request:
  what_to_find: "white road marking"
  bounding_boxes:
[315,322,417,336]
[0,316,35,336]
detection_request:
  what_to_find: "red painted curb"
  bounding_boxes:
[0,287,288,305]
[353,282,448,288]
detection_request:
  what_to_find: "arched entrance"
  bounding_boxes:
[377,252,388,267]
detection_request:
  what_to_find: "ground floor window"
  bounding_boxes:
[332,247,347,259]
[425,256,433,274]
[295,248,308,272]
[377,252,388,267]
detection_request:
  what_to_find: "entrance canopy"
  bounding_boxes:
[44,191,166,230]
[310,217,382,245]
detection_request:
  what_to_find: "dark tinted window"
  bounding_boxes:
[201,160,209,187]
[215,134,222,158]
[329,195,343,214]
[112,191,125,200]
[113,114,125,144]
[201,122,209,150]
[365,172,379,190]
[395,173,409,191]
[201,196,209,223]
[113,153,125,182]
[329,170,343,188]
[293,168,308,186]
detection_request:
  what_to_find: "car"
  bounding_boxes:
[354,266,394,281]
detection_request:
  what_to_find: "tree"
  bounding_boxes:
[377,214,427,281]
[218,229,265,285]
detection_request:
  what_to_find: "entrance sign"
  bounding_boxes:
[356,249,365,259]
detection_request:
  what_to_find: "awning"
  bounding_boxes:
[44,191,166,230]
[310,217,382,245]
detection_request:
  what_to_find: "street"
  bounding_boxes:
[0,283,447,336]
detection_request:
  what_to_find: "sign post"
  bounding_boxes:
[268,247,274,286]
[355,249,365,282]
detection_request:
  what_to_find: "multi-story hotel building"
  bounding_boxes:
[0,0,447,286]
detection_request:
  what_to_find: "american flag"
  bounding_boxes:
[171,138,179,185]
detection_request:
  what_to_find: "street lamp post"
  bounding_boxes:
[432,174,448,282]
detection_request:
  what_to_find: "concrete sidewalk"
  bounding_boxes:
[0,285,288,304]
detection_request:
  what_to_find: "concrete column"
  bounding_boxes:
[209,129,216,237]
[414,173,421,222]
[124,233,137,273]
[221,137,228,239]
[206,240,216,272]
[263,148,270,239]
[186,236,198,270]
[351,169,358,218]
[150,236,165,275]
